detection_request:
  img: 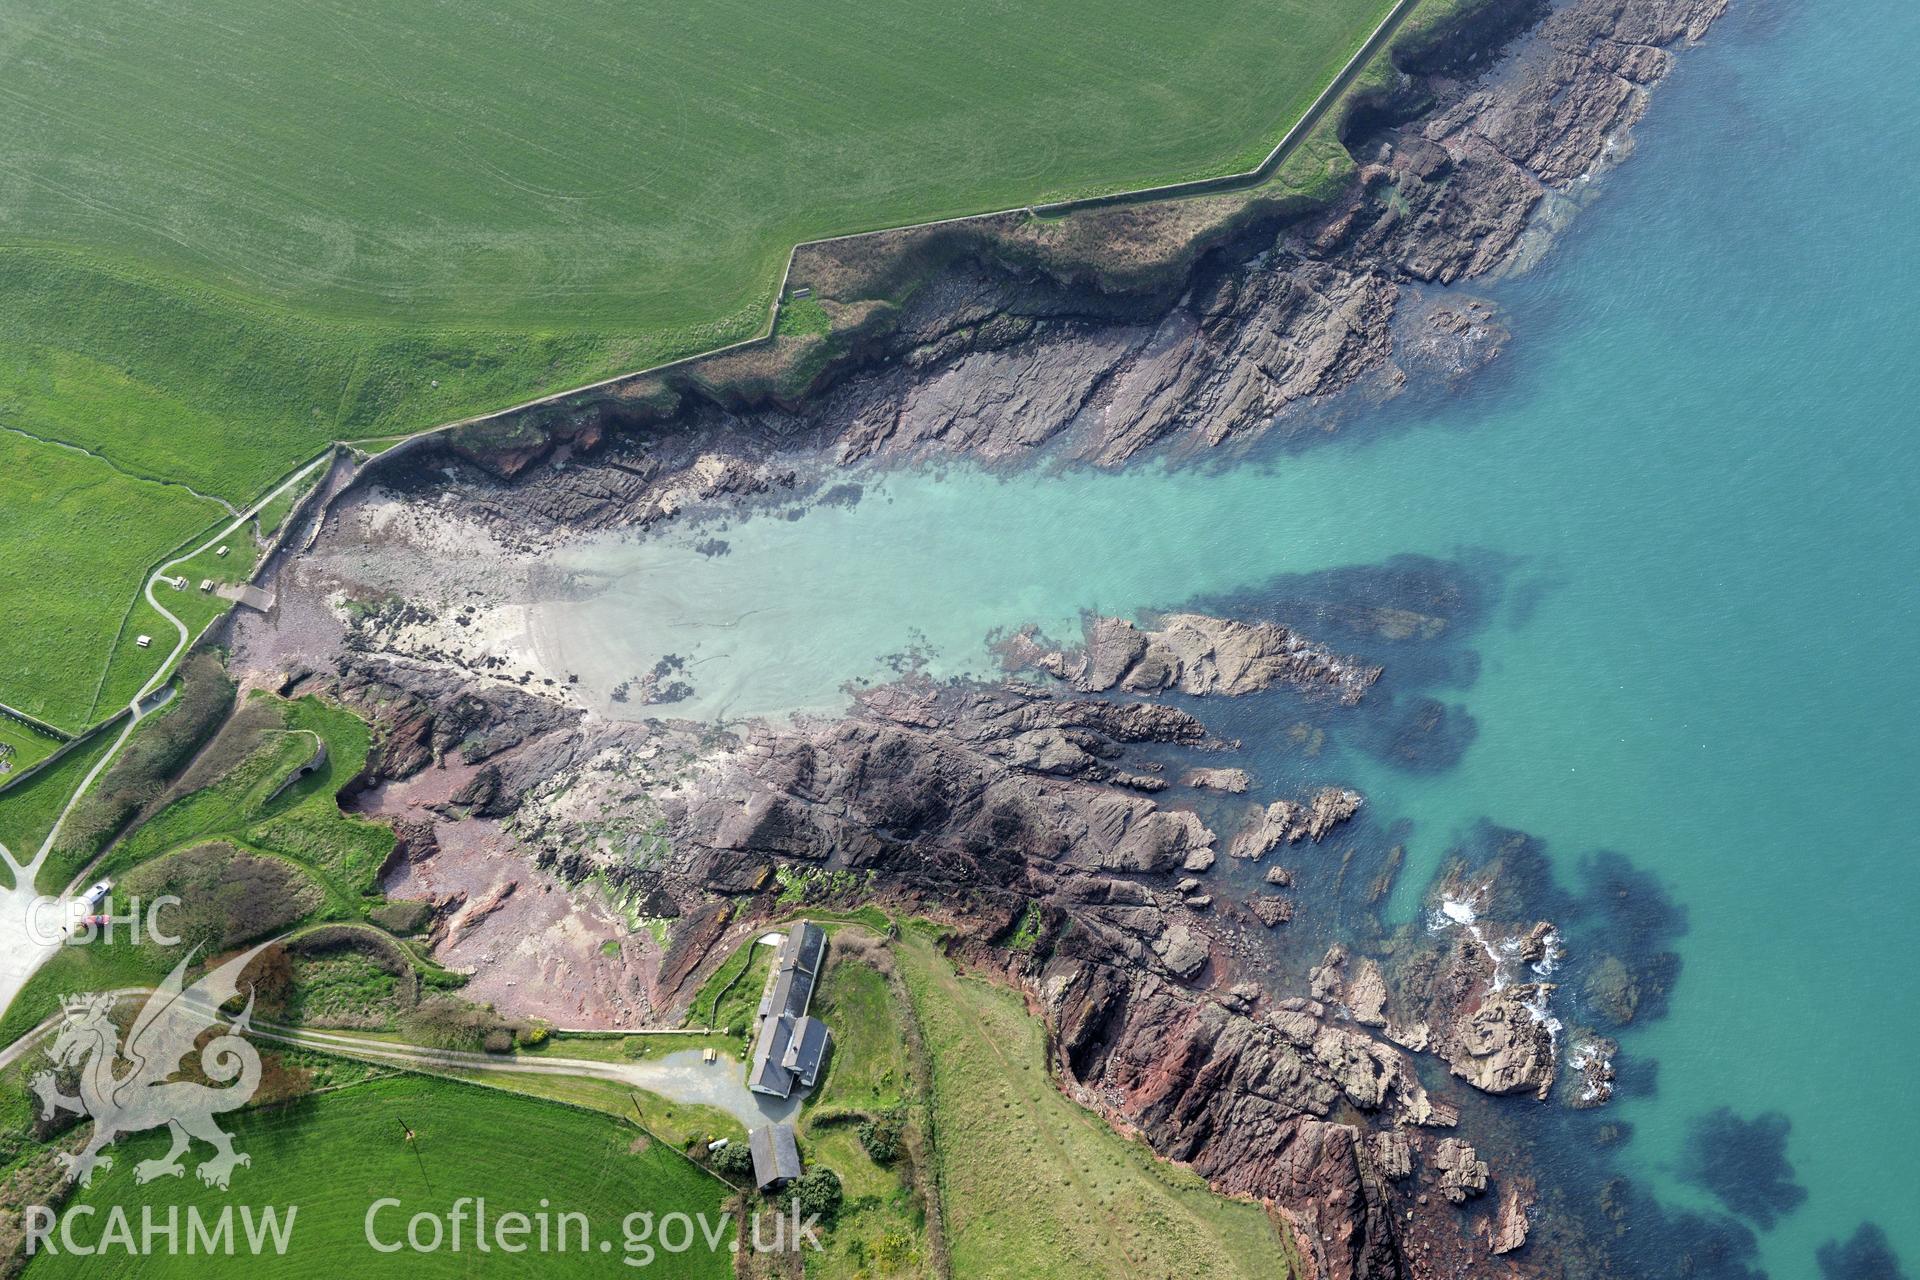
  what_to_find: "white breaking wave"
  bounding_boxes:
[1430,886,1565,1053]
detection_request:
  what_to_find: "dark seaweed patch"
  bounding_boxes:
[1682,1108,1807,1230]
[1608,1049,1658,1099]
[1503,569,1566,629]
[1818,1224,1912,1280]
[1568,849,1688,1025]
[1344,693,1478,772]
[1579,849,1690,953]
[1197,552,1502,650]
[1595,1179,1767,1280]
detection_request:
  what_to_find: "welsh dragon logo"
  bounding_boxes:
[31,944,269,1190]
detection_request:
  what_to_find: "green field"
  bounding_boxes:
[22,1076,732,1277]
[0,434,220,729]
[0,0,1391,477]
[0,718,60,783]
[0,732,118,883]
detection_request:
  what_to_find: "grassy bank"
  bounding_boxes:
[894,929,1296,1278]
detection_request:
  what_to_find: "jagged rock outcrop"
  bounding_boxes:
[1048,964,1440,1280]
[1440,983,1559,1100]
[1313,945,1392,1028]
[1182,766,1250,793]
[1011,613,1381,703]
[1433,1138,1490,1203]
[1252,896,1295,928]
[1488,1178,1534,1254]
[1229,787,1365,858]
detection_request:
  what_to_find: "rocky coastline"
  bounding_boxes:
[219,0,1734,1275]
[263,600,1581,1279]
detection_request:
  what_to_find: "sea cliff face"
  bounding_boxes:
[225,0,1733,1274]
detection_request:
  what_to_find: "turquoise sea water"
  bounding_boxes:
[540,2,1918,1272]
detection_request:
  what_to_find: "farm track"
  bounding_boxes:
[0,987,781,1131]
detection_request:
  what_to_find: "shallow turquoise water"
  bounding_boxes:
[544,3,1918,1271]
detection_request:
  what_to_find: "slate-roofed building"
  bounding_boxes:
[748,921,831,1097]
[781,1015,829,1090]
[748,1122,802,1192]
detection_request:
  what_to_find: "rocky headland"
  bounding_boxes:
[261,604,1575,1279]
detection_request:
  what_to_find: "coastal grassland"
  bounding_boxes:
[0,693,400,1043]
[894,928,1297,1279]
[800,946,936,1279]
[518,1031,721,1064]
[409,1066,747,1155]
[0,0,1395,485]
[809,954,912,1116]
[34,652,236,896]
[0,732,119,879]
[0,717,60,780]
[85,693,391,899]
[688,933,776,1043]
[0,251,663,502]
[20,1075,733,1278]
[0,434,220,729]
[254,470,320,539]
[155,540,263,640]
[283,951,400,1027]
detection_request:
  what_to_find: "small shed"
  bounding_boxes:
[748,1123,802,1193]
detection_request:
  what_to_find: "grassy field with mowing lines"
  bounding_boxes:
[0,0,1392,482]
[22,1075,732,1277]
